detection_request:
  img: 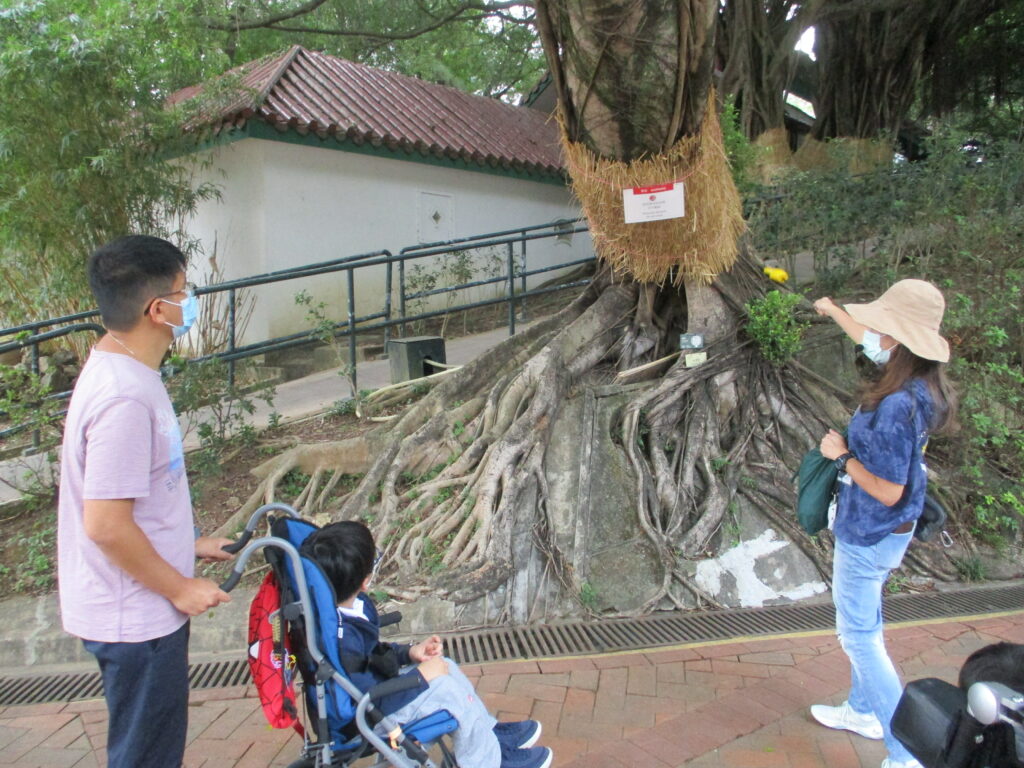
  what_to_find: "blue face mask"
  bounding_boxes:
[160,291,199,339]
[861,330,894,366]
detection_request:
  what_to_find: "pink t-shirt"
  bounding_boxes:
[58,350,195,642]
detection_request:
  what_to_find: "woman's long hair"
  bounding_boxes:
[861,344,958,435]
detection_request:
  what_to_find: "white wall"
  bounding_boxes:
[185,137,592,346]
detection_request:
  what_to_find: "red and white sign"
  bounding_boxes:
[622,182,685,224]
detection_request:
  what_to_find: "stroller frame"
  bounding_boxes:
[221,504,457,768]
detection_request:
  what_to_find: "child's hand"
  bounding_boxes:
[410,635,443,662]
[418,656,449,682]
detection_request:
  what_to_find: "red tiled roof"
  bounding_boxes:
[169,46,565,178]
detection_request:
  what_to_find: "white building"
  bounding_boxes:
[172,46,590,345]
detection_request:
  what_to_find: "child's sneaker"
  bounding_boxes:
[500,745,553,768]
[880,759,922,768]
[810,701,884,739]
[494,719,542,749]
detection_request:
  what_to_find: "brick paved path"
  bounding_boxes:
[3,611,1022,768]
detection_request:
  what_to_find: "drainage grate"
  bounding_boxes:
[443,583,1024,664]
[3,583,1021,707]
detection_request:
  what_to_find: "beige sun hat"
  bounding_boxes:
[844,279,950,362]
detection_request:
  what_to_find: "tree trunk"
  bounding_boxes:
[717,0,823,141]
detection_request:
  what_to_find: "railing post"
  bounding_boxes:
[227,288,237,389]
[383,255,392,356]
[347,268,357,396]
[519,230,528,323]
[398,259,407,338]
[507,242,516,336]
[30,341,41,451]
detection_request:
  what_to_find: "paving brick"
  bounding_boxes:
[711,659,773,679]
[189,685,249,703]
[530,699,565,728]
[591,695,656,729]
[479,660,540,676]
[595,668,628,710]
[61,701,106,715]
[712,692,785,729]
[741,682,806,715]
[629,732,689,766]
[569,669,600,691]
[5,703,68,718]
[642,648,702,664]
[601,738,673,768]
[558,715,623,742]
[721,747,789,767]
[737,651,797,666]
[187,735,254,760]
[626,664,658,696]
[475,673,510,694]
[561,688,595,719]
[480,692,538,716]
[538,657,598,674]
[40,719,88,750]
[505,677,568,703]
[694,642,751,659]
[656,664,689,685]
[816,736,863,768]
[592,654,651,670]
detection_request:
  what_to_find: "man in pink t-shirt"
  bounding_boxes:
[58,235,235,768]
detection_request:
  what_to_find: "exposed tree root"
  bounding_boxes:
[221,253,959,619]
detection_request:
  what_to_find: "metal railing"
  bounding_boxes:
[0,219,593,444]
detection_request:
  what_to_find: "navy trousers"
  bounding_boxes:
[83,621,190,768]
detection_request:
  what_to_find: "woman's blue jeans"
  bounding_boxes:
[833,529,915,764]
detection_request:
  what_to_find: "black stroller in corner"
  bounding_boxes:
[893,676,1024,768]
[220,503,459,768]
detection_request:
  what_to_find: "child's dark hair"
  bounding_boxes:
[299,521,375,602]
[88,235,186,331]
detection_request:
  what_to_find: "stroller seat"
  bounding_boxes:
[222,504,459,768]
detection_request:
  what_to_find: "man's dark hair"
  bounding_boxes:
[87,235,186,331]
[300,521,375,602]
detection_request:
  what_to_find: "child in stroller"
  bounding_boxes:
[301,520,553,768]
[220,505,552,768]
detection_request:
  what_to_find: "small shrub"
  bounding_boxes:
[744,290,808,365]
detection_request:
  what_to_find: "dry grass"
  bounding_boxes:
[561,90,745,286]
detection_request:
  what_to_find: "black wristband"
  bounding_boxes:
[834,452,855,472]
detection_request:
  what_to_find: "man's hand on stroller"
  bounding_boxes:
[417,656,449,682]
[171,577,232,616]
[195,536,237,563]
[410,635,443,663]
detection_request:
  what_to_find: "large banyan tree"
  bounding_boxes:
[220,0,956,621]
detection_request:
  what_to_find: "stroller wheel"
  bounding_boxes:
[285,759,315,768]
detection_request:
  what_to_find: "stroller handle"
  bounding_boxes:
[216,534,304,593]
[220,502,300,556]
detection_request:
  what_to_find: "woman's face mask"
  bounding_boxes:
[861,329,896,366]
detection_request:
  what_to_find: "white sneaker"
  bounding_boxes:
[810,700,884,739]
[880,759,922,768]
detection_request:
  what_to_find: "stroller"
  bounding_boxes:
[220,503,459,768]
[893,676,1024,768]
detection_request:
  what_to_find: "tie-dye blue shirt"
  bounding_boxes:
[833,379,934,547]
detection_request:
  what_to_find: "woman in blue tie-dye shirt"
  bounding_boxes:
[807,280,958,768]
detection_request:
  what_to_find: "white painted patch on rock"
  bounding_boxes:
[694,529,828,608]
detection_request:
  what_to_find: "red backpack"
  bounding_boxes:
[248,571,303,733]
